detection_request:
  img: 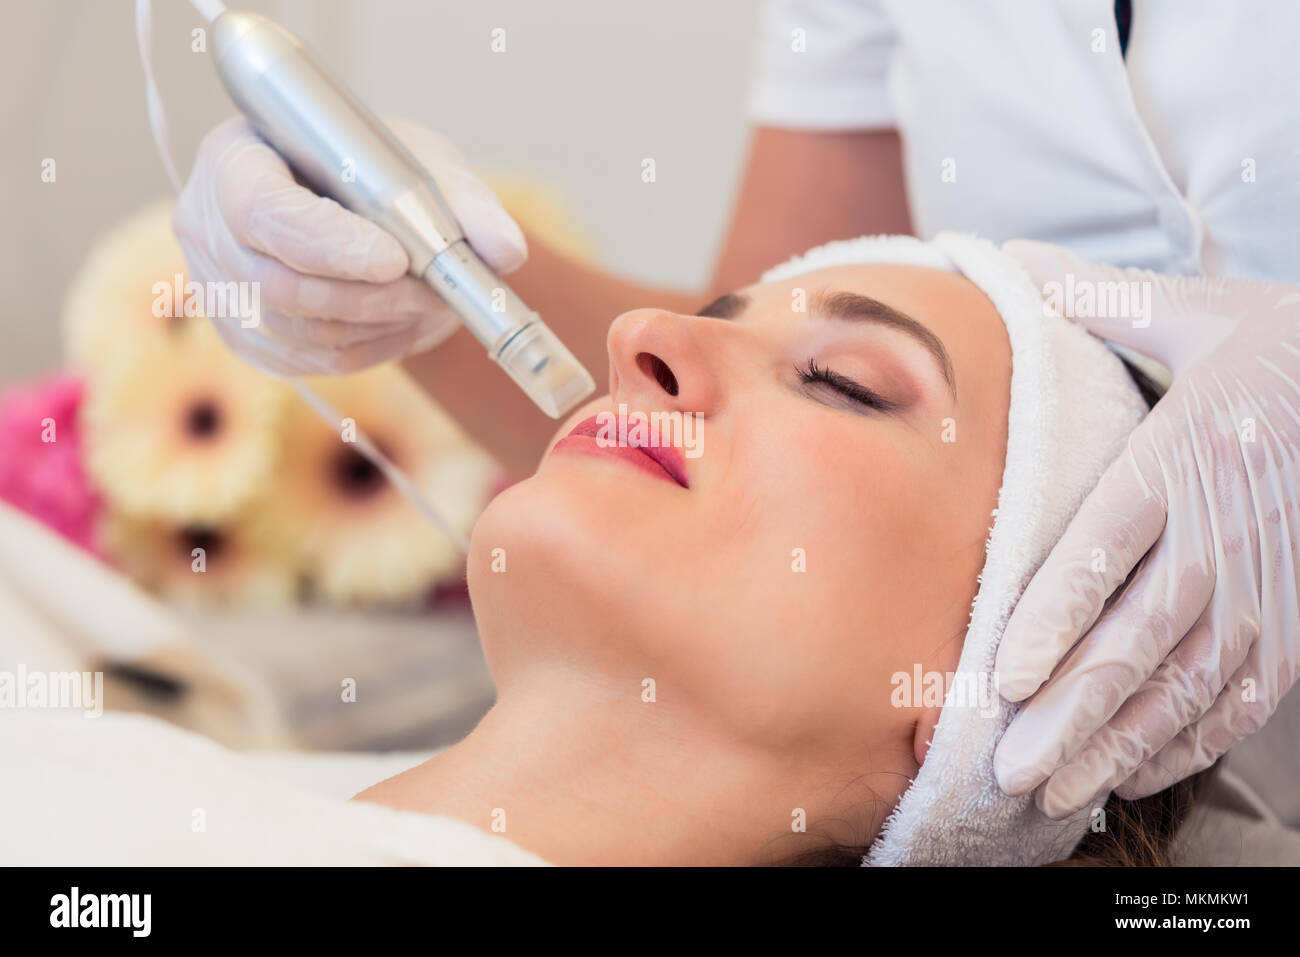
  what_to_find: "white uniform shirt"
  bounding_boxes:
[746,0,1299,281]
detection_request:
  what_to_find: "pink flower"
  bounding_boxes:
[0,373,103,556]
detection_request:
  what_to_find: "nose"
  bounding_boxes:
[605,308,725,415]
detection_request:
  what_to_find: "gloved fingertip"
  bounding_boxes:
[361,230,412,284]
[1111,779,1140,800]
[481,211,529,274]
[1112,769,1163,801]
[456,189,528,273]
[1038,768,1112,821]
[997,675,1041,703]
[993,641,1045,701]
[992,737,1042,796]
[500,216,529,269]
[994,762,1039,798]
[1034,780,1075,821]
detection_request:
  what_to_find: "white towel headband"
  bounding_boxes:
[761,233,1149,865]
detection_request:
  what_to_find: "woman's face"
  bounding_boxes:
[469,262,1011,850]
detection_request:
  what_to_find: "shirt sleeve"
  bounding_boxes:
[745,0,898,130]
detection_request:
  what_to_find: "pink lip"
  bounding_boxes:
[550,414,690,489]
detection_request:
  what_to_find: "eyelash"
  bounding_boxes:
[795,359,896,413]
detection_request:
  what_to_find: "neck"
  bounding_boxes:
[353,665,896,865]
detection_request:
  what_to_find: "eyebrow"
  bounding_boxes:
[694,288,957,396]
[693,292,749,320]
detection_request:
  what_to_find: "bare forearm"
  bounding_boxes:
[403,231,704,478]
[710,127,912,293]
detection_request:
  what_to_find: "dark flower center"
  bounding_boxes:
[331,446,387,499]
[185,399,222,440]
[178,525,224,563]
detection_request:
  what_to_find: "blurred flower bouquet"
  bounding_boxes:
[1,200,504,608]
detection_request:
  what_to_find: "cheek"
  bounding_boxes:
[711,413,920,582]
[680,417,952,739]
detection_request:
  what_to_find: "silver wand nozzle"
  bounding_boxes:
[208,9,595,418]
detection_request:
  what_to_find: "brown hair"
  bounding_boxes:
[773,761,1217,866]
[1051,762,1218,866]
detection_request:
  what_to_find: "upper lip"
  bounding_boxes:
[564,414,690,489]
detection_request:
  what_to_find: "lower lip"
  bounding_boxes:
[550,434,681,487]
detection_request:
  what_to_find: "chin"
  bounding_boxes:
[466,467,605,676]
[466,460,684,684]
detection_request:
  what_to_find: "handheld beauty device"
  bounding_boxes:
[136,0,598,551]
[206,10,595,419]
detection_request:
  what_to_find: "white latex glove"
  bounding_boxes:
[172,114,527,375]
[993,239,1300,819]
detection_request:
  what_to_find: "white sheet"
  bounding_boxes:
[0,709,544,866]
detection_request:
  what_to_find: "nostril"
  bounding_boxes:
[637,352,679,396]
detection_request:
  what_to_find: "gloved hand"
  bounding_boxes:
[172,114,527,375]
[993,239,1300,819]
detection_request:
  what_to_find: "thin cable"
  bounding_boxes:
[135,0,182,192]
[135,0,470,554]
[188,0,229,22]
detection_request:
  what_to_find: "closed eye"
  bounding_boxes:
[795,359,898,414]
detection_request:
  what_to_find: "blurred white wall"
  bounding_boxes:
[1,0,758,382]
